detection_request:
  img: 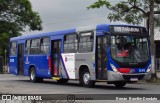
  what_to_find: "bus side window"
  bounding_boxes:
[10,42,17,56]
[30,38,41,54]
[25,39,30,55]
[40,37,50,54]
[78,31,94,53]
[64,33,77,53]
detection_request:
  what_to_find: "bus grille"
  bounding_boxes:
[122,74,145,81]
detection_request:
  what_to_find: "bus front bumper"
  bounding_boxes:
[107,70,151,82]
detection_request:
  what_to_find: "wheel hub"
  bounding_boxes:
[83,72,91,84]
[31,70,35,80]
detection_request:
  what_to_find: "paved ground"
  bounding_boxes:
[0,74,160,103]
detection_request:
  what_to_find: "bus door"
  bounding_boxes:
[17,43,24,75]
[51,40,61,77]
[96,36,108,80]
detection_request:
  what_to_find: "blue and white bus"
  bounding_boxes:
[9,24,151,88]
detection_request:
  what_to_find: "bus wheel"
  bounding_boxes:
[80,69,95,87]
[30,67,37,83]
[57,79,69,84]
[114,82,126,88]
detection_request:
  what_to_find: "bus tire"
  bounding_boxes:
[29,67,38,83]
[80,69,95,87]
[57,79,69,84]
[114,82,126,88]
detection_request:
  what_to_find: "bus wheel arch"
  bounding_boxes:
[79,65,95,87]
[29,65,35,76]
[29,65,43,83]
[29,65,36,82]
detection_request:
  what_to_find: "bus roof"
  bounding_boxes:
[10,28,76,41]
[10,24,145,41]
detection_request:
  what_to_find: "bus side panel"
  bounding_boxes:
[23,61,29,76]
[9,56,18,75]
[61,53,95,80]
[23,55,30,76]
[23,55,51,78]
[61,53,75,79]
[75,53,96,80]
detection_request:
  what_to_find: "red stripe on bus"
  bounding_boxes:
[117,68,130,73]
[48,55,51,71]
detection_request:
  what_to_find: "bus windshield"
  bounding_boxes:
[111,35,149,63]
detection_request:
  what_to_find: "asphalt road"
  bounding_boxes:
[0,74,160,103]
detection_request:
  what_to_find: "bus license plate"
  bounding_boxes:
[130,78,138,81]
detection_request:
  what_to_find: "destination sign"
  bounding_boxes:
[114,27,140,33]
[110,25,147,34]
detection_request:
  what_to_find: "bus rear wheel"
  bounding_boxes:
[114,82,126,88]
[29,67,43,83]
[30,67,37,82]
[80,69,95,87]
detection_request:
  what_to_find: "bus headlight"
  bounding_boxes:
[146,65,151,73]
[110,64,118,72]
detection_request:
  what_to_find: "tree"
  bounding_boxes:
[88,0,160,25]
[88,0,160,80]
[0,0,42,56]
[149,0,156,80]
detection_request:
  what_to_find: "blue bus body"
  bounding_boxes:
[9,24,151,87]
